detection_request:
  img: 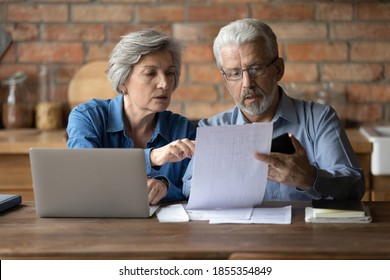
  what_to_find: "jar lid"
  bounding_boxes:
[2,71,27,86]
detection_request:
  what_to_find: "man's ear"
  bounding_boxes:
[275,57,285,81]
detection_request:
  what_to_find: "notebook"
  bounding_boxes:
[29,148,159,218]
[305,199,371,223]
[312,200,366,218]
[0,194,22,213]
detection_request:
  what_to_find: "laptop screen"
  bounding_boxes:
[29,148,153,218]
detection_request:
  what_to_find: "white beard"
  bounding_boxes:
[238,86,275,116]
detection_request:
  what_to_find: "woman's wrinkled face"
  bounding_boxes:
[123,50,176,113]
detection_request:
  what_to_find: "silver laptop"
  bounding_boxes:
[29,148,159,218]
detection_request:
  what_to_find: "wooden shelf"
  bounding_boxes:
[0,129,67,200]
[0,128,382,201]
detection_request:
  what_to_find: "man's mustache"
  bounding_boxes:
[241,88,263,99]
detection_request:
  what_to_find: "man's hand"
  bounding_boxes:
[254,134,316,190]
[147,178,168,205]
[150,139,195,166]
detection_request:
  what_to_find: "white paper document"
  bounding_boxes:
[156,204,291,224]
[156,204,189,222]
[187,123,273,210]
[209,206,292,224]
[186,207,253,221]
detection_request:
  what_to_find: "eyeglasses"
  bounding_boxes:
[221,56,279,81]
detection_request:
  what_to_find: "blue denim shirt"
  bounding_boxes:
[67,95,196,202]
[183,88,365,201]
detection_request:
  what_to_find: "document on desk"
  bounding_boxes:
[187,122,273,210]
[209,206,292,224]
[186,207,253,221]
[156,204,291,224]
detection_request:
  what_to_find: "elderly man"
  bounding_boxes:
[183,18,364,201]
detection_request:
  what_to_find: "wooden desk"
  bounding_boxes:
[0,129,67,200]
[1,201,389,260]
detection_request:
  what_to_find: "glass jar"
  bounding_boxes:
[283,82,308,101]
[35,65,63,130]
[1,72,35,129]
[315,82,348,127]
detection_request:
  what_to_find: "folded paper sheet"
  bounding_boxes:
[156,204,292,224]
[156,204,189,222]
[187,123,273,210]
[209,205,292,224]
[186,207,253,221]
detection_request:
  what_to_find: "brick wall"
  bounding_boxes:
[1,0,390,127]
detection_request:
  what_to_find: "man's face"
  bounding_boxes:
[220,42,283,122]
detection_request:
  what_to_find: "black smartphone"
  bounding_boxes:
[271,133,295,154]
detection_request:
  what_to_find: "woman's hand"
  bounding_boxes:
[147,178,168,205]
[150,138,195,166]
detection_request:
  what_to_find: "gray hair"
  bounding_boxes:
[213,18,278,69]
[108,29,184,94]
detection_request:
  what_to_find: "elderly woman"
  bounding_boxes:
[67,29,196,204]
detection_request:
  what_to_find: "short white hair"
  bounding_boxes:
[108,29,184,93]
[213,18,278,69]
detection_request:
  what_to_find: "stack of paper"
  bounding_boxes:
[156,204,189,223]
[156,204,292,224]
[312,200,366,218]
[305,200,372,223]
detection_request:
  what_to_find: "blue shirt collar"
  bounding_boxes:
[106,94,171,142]
[236,109,249,125]
[152,112,171,143]
[107,95,125,133]
[272,88,299,124]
